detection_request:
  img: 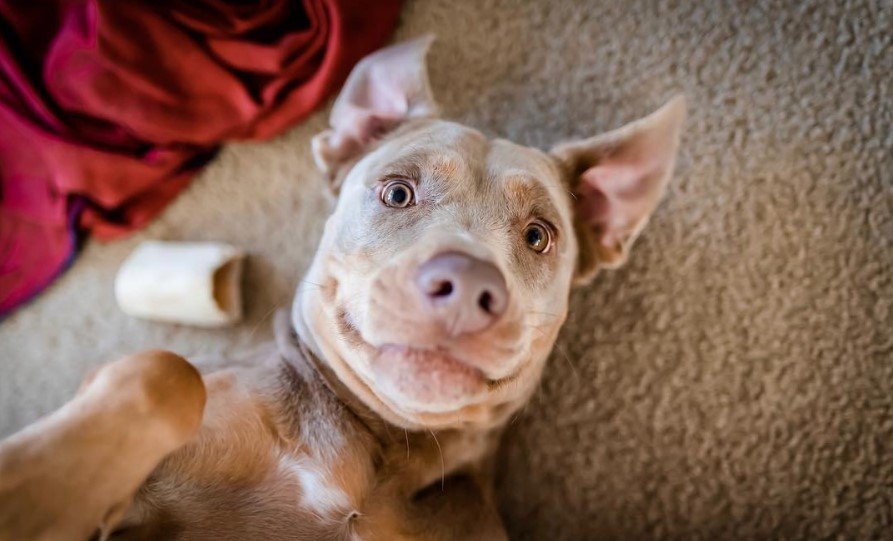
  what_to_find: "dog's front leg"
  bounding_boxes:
[0,351,206,541]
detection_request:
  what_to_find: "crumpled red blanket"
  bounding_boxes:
[0,0,401,316]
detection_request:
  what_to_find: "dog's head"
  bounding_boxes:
[293,37,684,430]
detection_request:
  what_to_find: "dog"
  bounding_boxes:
[0,36,684,540]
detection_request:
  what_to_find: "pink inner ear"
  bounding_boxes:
[578,161,664,247]
[323,36,437,165]
[554,96,685,263]
[332,105,402,147]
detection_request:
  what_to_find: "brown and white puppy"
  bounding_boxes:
[0,37,684,541]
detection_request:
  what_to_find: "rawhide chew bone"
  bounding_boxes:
[115,241,245,326]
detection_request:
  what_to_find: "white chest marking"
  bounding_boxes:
[280,456,352,516]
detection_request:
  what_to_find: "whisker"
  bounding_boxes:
[429,429,445,491]
[247,299,287,341]
[530,325,580,383]
[553,341,579,381]
[529,311,562,319]
[522,322,553,331]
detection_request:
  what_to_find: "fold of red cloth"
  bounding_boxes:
[0,0,402,316]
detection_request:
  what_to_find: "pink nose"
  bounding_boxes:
[415,252,508,336]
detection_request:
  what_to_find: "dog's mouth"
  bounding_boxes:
[336,308,490,410]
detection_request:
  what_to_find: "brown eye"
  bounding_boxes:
[381,179,415,208]
[523,221,552,253]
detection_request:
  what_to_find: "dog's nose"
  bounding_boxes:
[415,252,508,336]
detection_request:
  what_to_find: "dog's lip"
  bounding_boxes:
[337,307,493,380]
[377,344,486,378]
[371,344,488,409]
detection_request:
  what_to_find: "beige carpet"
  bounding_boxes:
[2,0,891,538]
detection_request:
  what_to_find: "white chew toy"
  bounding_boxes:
[115,241,245,327]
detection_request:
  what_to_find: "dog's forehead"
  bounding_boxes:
[485,138,558,182]
[398,121,558,177]
[383,120,486,157]
[382,121,566,203]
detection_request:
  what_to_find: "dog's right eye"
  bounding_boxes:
[381,180,415,208]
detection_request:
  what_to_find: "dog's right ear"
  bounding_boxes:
[550,96,686,284]
[312,35,439,181]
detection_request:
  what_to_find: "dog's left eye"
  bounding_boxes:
[381,180,415,208]
[523,221,552,253]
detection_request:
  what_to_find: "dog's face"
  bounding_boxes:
[299,120,577,429]
[294,37,684,430]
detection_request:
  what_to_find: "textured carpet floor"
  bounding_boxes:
[2,0,891,538]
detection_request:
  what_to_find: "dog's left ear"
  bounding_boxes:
[550,96,686,284]
[312,35,439,179]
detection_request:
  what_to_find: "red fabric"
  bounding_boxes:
[0,0,401,316]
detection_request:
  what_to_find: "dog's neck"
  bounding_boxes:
[274,308,391,437]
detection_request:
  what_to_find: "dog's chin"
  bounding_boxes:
[369,345,488,414]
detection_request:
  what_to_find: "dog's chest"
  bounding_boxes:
[127,357,494,540]
[264,425,494,541]
[265,400,497,539]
